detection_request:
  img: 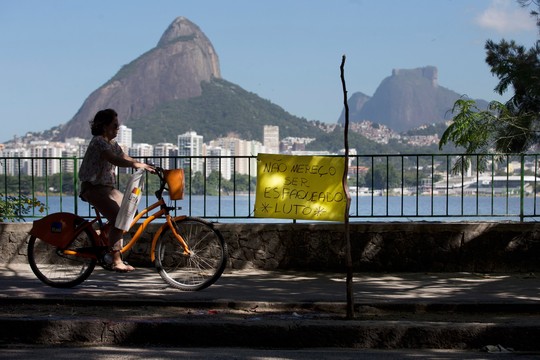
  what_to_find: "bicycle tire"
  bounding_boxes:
[155,217,227,291]
[27,228,97,288]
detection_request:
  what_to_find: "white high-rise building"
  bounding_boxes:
[205,145,232,180]
[154,143,178,169]
[62,138,87,173]
[117,125,132,152]
[65,137,86,151]
[208,137,237,178]
[178,131,204,174]
[245,139,265,177]
[263,125,279,154]
[0,147,29,175]
[129,143,154,160]
[209,136,264,177]
[28,141,64,176]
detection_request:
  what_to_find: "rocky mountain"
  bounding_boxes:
[56,17,222,140]
[338,66,489,132]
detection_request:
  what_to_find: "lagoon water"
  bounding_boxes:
[28,194,540,222]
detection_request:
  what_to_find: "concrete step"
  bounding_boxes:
[1,301,539,350]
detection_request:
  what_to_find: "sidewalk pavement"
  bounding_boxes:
[1,263,540,351]
[1,263,540,306]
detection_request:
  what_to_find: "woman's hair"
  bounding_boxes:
[90,109,118,136]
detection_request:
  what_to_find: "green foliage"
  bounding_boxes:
[229,173,257,193]
[438,2,540,173]
[0,194,46,222]
[439,98,496,153]
[205,172,223,196]
[362,159,435,190]
[129,78,324,144]
[439,99,520,173]
[364,163,401,189]
[188,172,206,195]
[186,171,256,196]
[0,173,76,195]
[484,38,540,153]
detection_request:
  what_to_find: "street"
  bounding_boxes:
[1,346,538,360]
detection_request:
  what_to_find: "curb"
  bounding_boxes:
[2,297,540,314]
[2,299,540,350]
[1,316,540,350]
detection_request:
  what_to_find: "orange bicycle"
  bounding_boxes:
[27,167,227,291]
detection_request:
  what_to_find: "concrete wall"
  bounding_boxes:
[3,222,540,273]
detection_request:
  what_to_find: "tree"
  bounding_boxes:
[190,172,206,195]
[365,163,400,189]
[233,173,257,193]
[439,0,540,172]
[206,172,222,196]
[0,194,45,222]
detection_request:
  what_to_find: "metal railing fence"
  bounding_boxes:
[1,153,539,222]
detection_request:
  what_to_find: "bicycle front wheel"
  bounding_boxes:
[27,228,96,288]
[155,217,227,291]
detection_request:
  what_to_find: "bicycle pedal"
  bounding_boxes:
[97,251,115,270]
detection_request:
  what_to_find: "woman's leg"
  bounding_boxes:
[81,186,134,271]
[107,226,134,271]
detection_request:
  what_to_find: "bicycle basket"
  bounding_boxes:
[164,169,185,200]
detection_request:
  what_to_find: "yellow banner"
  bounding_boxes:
[255,154,347,222]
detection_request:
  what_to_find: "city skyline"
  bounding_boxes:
[0,125,275,178]
[0,119,443,177]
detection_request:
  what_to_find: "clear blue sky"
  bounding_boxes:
[0,0,537,142]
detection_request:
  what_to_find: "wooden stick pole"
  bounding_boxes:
[340,55,354,319]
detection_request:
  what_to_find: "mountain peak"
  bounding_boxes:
[158,17,202,47]
[338,66,462,132]
[391,66,438,88]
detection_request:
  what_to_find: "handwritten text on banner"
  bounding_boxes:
[255,153,346,221]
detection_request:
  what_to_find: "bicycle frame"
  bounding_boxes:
[120,196,191,261]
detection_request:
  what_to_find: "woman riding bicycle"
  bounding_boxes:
[79,109,154,272]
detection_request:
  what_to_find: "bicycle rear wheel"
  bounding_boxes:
[27,228,97,288]
[155,217,227,291]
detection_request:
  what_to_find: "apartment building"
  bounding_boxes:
[178,131,204,174]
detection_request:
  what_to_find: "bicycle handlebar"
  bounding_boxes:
[151,166,171,201]
[141,166,182,203]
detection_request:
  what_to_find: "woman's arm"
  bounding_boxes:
[101,149,155,171]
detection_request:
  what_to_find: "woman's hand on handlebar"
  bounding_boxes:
[134,162,156,173]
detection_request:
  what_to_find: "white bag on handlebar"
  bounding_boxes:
[115,169,145,231]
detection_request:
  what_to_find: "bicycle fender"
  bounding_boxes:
[28,212,88,248]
